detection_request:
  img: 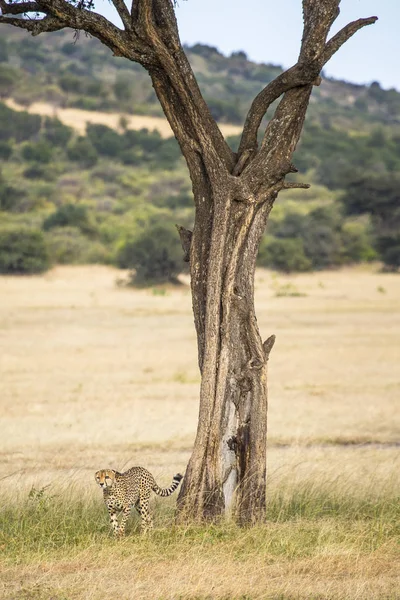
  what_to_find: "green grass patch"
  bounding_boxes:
[1,480,398,564]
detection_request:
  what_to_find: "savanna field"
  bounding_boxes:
[0,265,399,600]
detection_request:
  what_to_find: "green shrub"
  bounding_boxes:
[117,222,184,285]
[0,64,17,97]
[0,225,51,274]
[23,163,57,181]
[21,140,53,164]
[45,227,110,265]
[340,221,376,263]
[58,73,85,93]
[43,203,94,235]
[0,102,42,142]
[0,171,25,211]
[258,237,312,273]
[0,140,12,161]
[67,136,98,167]
[376,234,400,271]
[86,123,125,157]
[0,38,8,63]
[114,74,134,102]
[43,116,73,147]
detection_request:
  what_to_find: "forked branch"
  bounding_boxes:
[238,1,377,166]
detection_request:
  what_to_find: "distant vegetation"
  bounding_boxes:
[0,27,400,278]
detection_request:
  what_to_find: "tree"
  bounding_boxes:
[0,0,377,524]
[117,221,184,284]
[341,175,400,270]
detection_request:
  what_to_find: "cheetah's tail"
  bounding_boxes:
[152,473,183,497]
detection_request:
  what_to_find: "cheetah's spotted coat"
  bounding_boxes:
[95,467,183,535]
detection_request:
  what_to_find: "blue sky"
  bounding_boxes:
[99,0,399,91]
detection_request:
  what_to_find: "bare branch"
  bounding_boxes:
[110,0,132,31]
[0,14,65,34]
[323,16,378,64]
[135,0,234,176]
[242,85,313,186]
[262,335,276,360]
[239,2,377,180]
[32,0,148,61]
[281,182,310,190]
[237,63,320,158]
[0,1,40,14]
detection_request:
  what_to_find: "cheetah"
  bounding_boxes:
[95,467,183,535]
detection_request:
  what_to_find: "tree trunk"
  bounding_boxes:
[177,174,276,523]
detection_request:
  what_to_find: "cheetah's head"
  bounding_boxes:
[95,469,116,489]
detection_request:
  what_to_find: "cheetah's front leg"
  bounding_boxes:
[118,506,131,536]
[106,502,120,536]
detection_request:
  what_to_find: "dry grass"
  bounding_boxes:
[5,99,242,139]
[0,265,399,599]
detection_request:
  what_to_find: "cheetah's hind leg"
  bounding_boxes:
[135,497,153,533]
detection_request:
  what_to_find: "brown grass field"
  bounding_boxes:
[0,265,399,599]
[5,99,243,139]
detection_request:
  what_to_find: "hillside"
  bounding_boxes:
[0,26,399,274]
[1,26,400,129]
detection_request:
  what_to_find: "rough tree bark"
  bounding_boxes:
[0,0,377,524]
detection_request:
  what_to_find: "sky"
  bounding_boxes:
[97,0,400,91]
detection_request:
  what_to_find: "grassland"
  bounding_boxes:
[0,266,399,599]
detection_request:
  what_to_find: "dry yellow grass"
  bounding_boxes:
[5,99,242,139]
[0,265,399,599]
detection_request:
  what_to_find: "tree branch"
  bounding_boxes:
[239,1,377,181]
[281,182,310,190]
[32,0,149,61]
[110,0,132,31]
[135,0,234,176]
[0,14,66,34]
[0,1,40,14]
[323,16,378,64]
[237,63,321,159]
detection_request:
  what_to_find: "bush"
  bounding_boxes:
[23,163,57,181]
[43,117,73,147]
[0,65,17,98]
[258,237,312,272]
[0,38,8,63]
[45,227,110,265]
[21,140,53,164]
[341,175,400,269]
[0,225,51,274]
[376,234,400,271]
[0,140,12,161]
[43,203,94,235]
[259,206,376,272]
[117,222,183,284]
[0,172,25,211]
[58,73,84,93]
[67,136,98,167]
[0,102,42,142]
[340,221,376,263]
[86,123,125,157]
